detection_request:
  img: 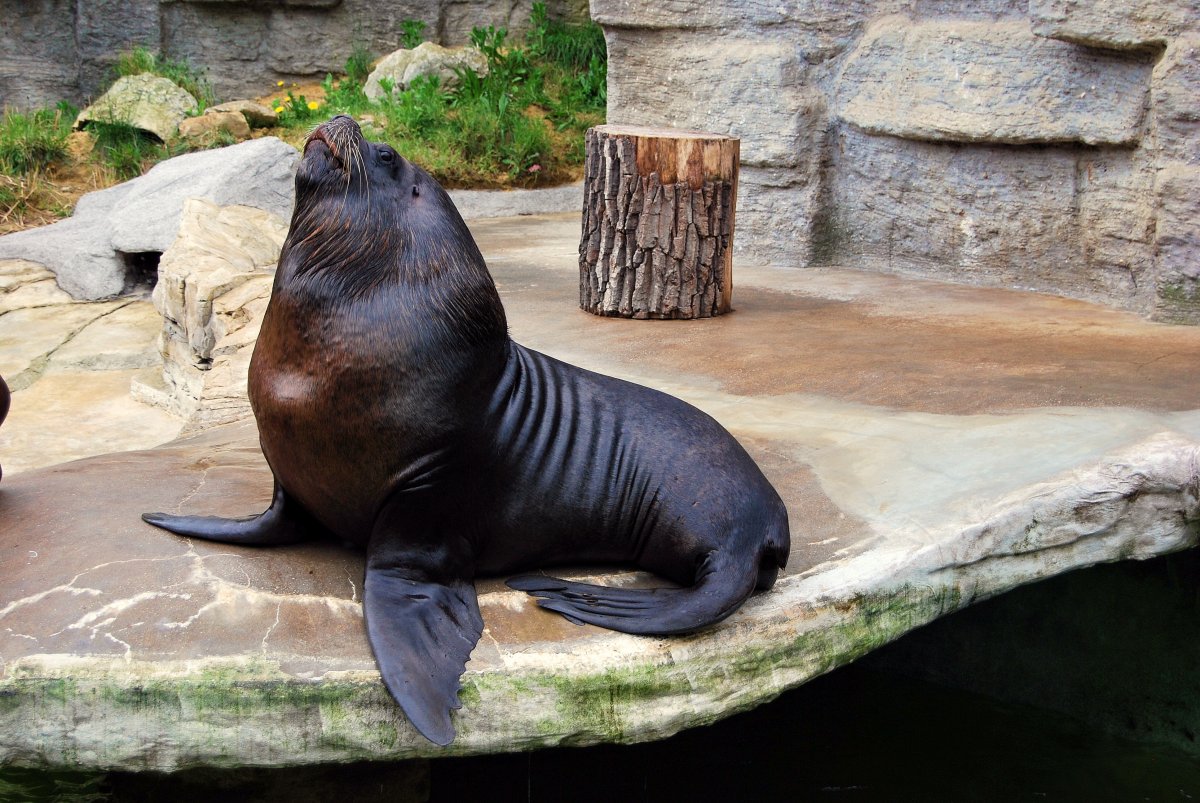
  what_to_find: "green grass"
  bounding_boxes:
[87,120,177,181]
[343,43,375,87]
[304,4,607,187]
[0,104,75,176]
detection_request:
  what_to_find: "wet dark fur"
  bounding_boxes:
[143,116,790,746]
[0,375,8,482]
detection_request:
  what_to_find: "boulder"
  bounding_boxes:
[364,42,488,101]
[74,73,197,142]
[0,138,299,301]
[178,110,252,143]
[0,182,136,299]
[207,99,279,128]
[139,199,286,429]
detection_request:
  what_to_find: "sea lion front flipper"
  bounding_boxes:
[364,566,483,746]
[141,480,315,545]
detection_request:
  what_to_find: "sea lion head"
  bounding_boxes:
[284,115,489,290]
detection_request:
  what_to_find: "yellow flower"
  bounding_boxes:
[307,100,319,111]
[276,80,284,87]
[274,106,284,114]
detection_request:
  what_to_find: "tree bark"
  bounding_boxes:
[579,125,739,319]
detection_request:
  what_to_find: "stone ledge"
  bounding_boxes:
[1,425,1195,770]
[3,214,1200,770]
[1029,0,1194,50]
[838,16,1153,146]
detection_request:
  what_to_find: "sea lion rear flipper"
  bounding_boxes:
[364,567,483,746]
[507,552,758,636]
[141,480,314,545]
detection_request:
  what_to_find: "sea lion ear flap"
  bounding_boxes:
[363,567,484,746]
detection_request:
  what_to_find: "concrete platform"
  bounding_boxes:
[1,213,1198,770]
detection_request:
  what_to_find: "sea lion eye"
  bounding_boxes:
[379,148,395,164]
[413,184,420,197]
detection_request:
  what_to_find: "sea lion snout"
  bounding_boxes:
[303,115,365,173]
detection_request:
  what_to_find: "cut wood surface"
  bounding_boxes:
[579,125,740,319]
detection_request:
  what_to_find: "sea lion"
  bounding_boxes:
[143,115,790,746]
[0,374,8,482]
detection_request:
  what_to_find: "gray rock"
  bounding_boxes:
[837,16,1153,146]
[0,138,298,300]
[822,126,1158,312]
[1030,0,1197,49]
[4,0,589,110]
[0,55,80,112]
[107,137,298,255]
[1151,36,1200,166]
[208,100,279,128]
[447,182,582,220]
[605,29,820,168]
[154,0,557,102]
[0,0,84,109]
[364,42,487,101]
[591,0,794,30]
[75,73,198,142]
[1148,37,1200,321]
[179,110,252,142]
[734,166,822,268]
[597,1,1199,322]
[0,183,135,299]
[1153,164,1200,323]
[144,199,285,429]
[74,0,161,99]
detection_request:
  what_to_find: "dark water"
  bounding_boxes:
[423,665,1200,803]
[5,552,1200,802]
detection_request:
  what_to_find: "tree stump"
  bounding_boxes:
[579,125,740,319]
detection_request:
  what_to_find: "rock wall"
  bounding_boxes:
[2,0,588,108]
[595,0,1200,323]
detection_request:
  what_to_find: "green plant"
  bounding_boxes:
[528,2,606,72]
[526,3,606,113]
[88,120,169,180]
[401,19,427,49]
[467,25,543,107]
[115,45,215,109]
[321,73,371,117]
[343,43,374,86]
[386,75,451,133]
[0,173,26,215]
[272,88,323,126]
[0,104,75,176]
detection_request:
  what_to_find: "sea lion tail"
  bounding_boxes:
[507,548,766,636]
